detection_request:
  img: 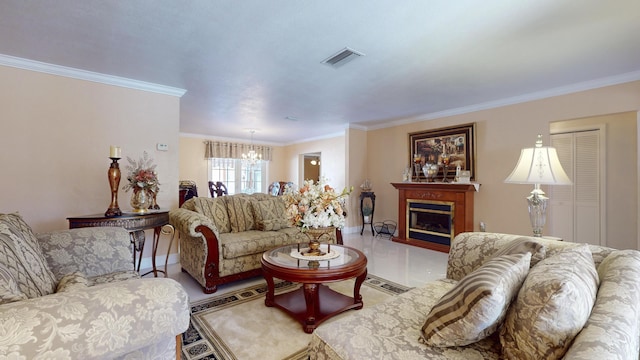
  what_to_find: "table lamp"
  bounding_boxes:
[504,134,572,237]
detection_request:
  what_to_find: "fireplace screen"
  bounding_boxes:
[407,200,454,246]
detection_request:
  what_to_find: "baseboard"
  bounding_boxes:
[344,225,397,237]
[342,226,360,234]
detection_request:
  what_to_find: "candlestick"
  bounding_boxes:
[105,157,122,217]
[109,146,121,159]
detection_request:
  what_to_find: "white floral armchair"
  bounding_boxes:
[0,213,190,359]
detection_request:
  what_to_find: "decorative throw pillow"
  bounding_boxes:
[500,244,599,360]
[420,252,532,347]
[562,249,640,359]
[192,197,231,233]
[56,271,91,293]
[254,199,289,231]
[0,213,57,299]
[0,263,27,304]
[492,237,546,267]
[225,196,256,232]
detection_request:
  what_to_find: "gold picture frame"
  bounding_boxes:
[409,123,476,181]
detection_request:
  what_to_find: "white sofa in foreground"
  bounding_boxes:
[310,232,640,360]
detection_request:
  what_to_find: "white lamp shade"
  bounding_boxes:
[505,146,572,185]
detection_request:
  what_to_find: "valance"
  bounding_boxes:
[204,140,272,161]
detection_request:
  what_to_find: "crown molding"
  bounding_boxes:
[284,130,345,146]
[181,129,347,147]
[0,54,186,97]
[347,123,368,131]
[367,70,640,131]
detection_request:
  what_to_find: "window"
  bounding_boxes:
[209,158,266,194]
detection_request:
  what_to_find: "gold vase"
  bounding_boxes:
[303,227,334,256]
[130,188,152,213]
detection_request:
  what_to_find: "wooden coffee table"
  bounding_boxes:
[261,244,368,333]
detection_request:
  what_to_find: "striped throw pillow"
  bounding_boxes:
[420,252,531,347]
[492,237,546,267]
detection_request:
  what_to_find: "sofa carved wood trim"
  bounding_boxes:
[193,223,344,293]
[171,194,344,294]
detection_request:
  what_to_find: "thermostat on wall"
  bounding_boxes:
[156,143,169,151]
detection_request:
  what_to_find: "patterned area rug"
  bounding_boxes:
[182,274,412,360]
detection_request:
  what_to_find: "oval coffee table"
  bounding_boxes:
[261,244,368,333]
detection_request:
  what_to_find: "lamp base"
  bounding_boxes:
[526,186,548,237]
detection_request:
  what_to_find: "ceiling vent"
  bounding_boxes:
[321,47,365,68]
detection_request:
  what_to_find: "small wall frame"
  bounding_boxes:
[409,123,476,181]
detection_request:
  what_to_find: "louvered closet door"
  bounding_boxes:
[549,130,603,245]
[548,134,574,242]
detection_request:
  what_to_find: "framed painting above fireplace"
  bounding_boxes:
[409,123,476,181]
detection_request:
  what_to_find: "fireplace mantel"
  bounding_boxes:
[391,182,478,252]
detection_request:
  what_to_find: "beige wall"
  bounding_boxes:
[178,81,640,249]
[282,136,347,190]
[346,128,368,229]
[178,134,355,224]
[366,81,640,249]
[267,145,287,185]
[178,136,209,196]
[178,136,289,196]
[549,112,637,249]
[0,65,181,261]
[11,59,639,270]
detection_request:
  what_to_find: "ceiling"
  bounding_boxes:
[1,1,640,144]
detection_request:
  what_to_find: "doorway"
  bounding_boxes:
[302,152,321,183]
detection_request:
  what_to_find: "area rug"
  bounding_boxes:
[181,274,412,360]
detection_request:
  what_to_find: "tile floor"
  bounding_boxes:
[144,232,450,303]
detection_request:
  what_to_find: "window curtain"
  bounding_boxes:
[204,140,272,161]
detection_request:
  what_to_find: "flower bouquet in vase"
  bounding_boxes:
[122,151,160,213]
[283,178,352,256]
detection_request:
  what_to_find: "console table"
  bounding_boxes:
[67,211,174,277]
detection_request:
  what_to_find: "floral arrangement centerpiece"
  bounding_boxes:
[122,151,159,212]
[283,178,352,255]
[283,178,352,229]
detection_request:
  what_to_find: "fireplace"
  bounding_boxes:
[408,200,454,246]
[391,182,477,252]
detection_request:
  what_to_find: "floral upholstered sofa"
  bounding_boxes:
[169,193,342,293]
[0,213,190,360]
[310,232,640,360]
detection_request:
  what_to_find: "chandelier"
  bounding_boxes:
[242,130,262,165]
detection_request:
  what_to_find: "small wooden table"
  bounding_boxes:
[261,244,368,333]
[67,211,174,277]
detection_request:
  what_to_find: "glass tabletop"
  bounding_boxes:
[264,244,360,270]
